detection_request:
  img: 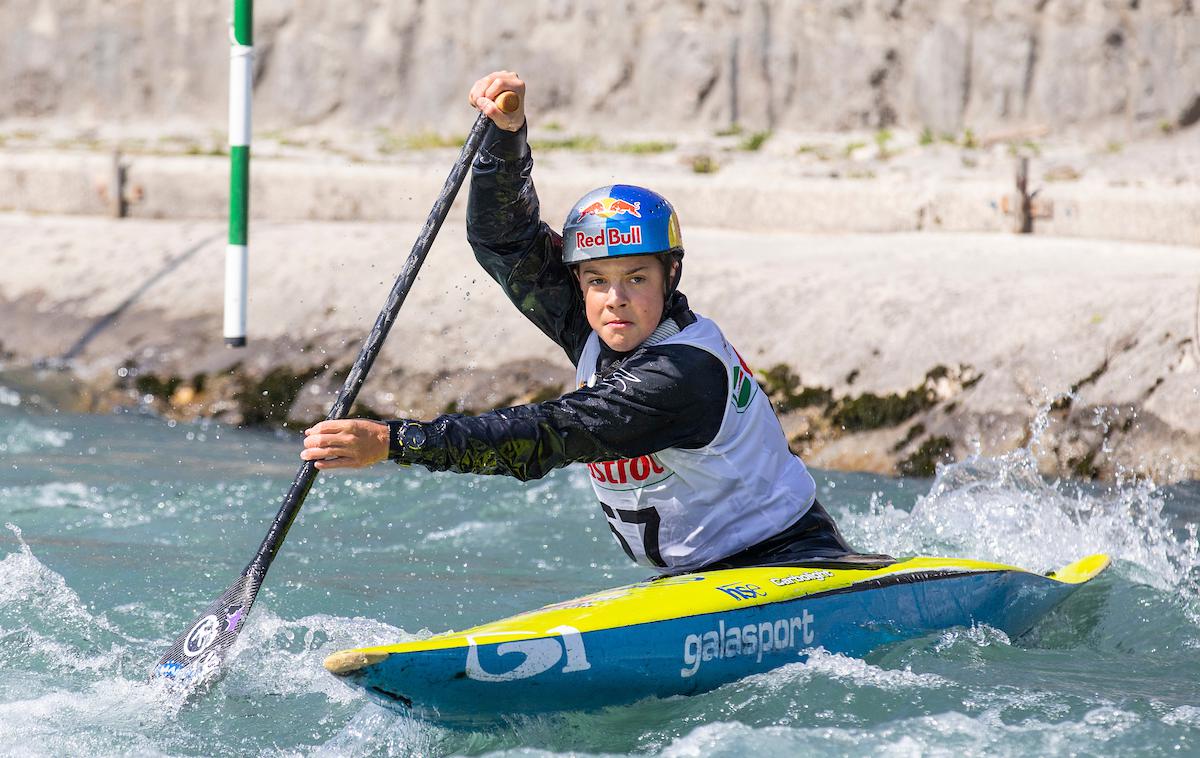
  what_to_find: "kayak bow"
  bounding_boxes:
[325,554,1109,725]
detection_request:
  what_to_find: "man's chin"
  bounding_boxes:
[599,330,642,353]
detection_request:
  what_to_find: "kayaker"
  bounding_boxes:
[301,71,862,573]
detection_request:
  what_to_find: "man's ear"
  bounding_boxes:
[664,258,681,295]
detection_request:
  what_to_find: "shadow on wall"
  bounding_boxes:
[57,232,222,364]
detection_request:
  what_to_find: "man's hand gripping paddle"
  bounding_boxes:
[151,91,521,691]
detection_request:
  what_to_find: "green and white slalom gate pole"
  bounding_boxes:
[225,0,252,347]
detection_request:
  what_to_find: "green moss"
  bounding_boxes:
[716,124,744,137]
[183,144,226,157]
[828,366,974,431]
[796,144,831,161]
[530,135,601,151]
[831,387,934,431]
[134,374,183,401]
[613,140,675,154]
[842,141,867,158]
[1075,359,1109,390]
[918,127,934,146]
[757,364,833,413]
[1068,448,1100,479]
[1050,395,1073,412]
[874,128,894,159]
[898,435,954,477]
[235,366,323,426]
[739,131,772,151]
[891,422,926,453]
[404,132,468,150]
[1053,358,1110,412]
[691,155,719,174]
[376,129,466,153]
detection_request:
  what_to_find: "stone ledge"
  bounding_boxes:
[1,150,1197,246]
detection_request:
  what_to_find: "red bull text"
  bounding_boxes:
[575,226,642,250]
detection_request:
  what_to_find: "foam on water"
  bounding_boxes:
[0,418,72,454]
[302,705,451,758]
[0,524,122,641]
[0,385,21,407]
[743,647,949,694]
[426,520,510,543]
[1,404,1197,756]
[842,402,1200,619]
[222,605,421,702]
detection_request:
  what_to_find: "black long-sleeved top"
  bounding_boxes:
[387,122,728,480]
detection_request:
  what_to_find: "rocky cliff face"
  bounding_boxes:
[5,0,1198,137]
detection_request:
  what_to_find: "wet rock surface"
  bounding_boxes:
[2,213,1197,483]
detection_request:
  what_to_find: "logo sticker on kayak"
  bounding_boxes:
[680,610,815,678]
[770,570,833,587]
[465,625,591,682]
[715,583,765,601]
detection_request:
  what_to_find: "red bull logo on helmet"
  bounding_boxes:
[575,197,642,222]
[575,225,643,250]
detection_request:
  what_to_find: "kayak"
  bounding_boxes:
[324,553,1109,725]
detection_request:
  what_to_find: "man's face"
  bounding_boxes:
[578,255,667,352]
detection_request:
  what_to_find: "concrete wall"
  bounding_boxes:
[4,0,1199,137]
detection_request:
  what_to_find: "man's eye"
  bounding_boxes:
[629,276,645,284]
[588,278,605,286]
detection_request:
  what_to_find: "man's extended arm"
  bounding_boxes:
[386,344,728,481]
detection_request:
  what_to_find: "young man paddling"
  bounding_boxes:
[301,71,861,573]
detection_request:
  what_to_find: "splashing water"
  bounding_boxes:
[844,400,1200,623]
[0,404,1197,755]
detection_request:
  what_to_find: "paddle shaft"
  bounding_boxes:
[249,93,519,574]
[152,91,520,684]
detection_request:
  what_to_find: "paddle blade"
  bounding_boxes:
[151,568,261,688]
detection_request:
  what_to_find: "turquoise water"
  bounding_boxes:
[1,386,1198,756]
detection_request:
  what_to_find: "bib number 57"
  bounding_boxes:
[601,504,665,567]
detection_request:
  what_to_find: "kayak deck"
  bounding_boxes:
[326,554,1109,725]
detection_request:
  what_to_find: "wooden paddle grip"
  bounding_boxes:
[495,91,520,114]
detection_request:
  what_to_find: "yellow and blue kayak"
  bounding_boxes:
[324,554,1109,725]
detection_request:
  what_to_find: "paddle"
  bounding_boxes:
[152,91,521,689]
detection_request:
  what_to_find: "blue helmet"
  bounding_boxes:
[562,185,683,266]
